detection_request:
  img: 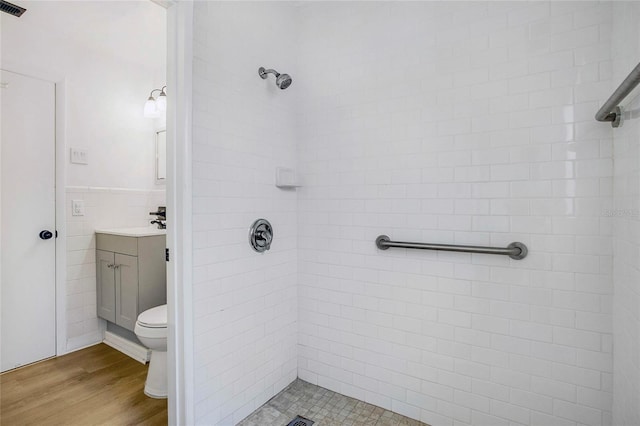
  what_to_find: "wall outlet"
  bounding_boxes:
[70,148,88,165]
[72,199,85,216]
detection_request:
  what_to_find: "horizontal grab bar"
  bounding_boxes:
[375,235,528,260]
[595,61,640,128]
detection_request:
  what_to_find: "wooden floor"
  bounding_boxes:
[0,343,167,425]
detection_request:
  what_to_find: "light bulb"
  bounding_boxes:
[144,96,158,118]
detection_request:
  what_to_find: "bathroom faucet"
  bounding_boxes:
[150,206,166,229]
[149,206,166,218]
[151,220,166,229]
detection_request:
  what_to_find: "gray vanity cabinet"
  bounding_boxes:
[96,233,166,332]
[96,250,117,322]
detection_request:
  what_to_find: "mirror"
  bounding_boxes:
[156,129,166,183]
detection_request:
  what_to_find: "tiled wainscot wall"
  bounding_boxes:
[65,186,165,352]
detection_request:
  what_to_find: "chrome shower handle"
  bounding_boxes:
[249,219,273,253]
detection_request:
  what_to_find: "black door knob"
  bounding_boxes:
[39,230,53,240]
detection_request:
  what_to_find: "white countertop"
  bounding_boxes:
[95,227,166,237]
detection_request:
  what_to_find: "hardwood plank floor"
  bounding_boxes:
[0,343,167,425]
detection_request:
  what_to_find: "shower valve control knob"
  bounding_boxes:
[249,219,273,253]
[257,230,272,247]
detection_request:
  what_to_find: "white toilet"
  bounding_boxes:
[134,304,167,399]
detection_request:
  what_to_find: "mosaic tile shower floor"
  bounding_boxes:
[237,379,429,426]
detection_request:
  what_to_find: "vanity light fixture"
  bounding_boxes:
[144,85,167,118]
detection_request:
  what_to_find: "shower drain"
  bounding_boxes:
[286,415,314,426]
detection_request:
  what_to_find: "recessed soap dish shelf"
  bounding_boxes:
[275,167,301,189]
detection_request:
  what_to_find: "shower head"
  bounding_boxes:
[259,67,292,90]
[276,73,292,90]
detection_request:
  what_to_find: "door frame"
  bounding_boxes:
[55,79,67,357]
[165,1,194,424]
[52,2,197,419]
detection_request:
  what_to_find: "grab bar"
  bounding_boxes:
[595,61,640,128]
[375,235,528,260]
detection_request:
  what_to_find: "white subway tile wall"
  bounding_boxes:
[611,2,640,426]
[65,187,165,352]
[191,2,299,424]
[295,2,613,426]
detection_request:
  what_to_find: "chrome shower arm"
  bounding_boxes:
[258,67,279,79]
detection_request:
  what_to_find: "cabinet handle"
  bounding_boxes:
[107,263,114,269]
[114,264,120,269]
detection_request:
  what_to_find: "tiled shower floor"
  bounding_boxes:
[237,379,429,426]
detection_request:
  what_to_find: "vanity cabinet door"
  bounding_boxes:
[96,250,116,323]
[114,253,139,331]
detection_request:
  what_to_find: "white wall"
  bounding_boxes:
[611,2,640,425]
[296,2,614,425]
[1,0,166,190]
[1,1,166,352]
[190,2,298,424]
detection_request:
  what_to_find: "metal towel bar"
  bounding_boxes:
[375,235,528,260]
[595,61,640,128]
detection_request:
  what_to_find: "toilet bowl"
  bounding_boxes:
[134,304,167,398]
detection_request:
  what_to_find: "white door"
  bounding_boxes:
[1,70,56,372]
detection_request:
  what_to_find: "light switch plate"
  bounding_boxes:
[72,199,85,216]
[70,148,88,165]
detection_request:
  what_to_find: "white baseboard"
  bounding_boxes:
[103,331,150,364]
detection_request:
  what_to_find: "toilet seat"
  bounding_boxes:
[134,323,167,339]
[135,304,167,339]
[137,304,167,328]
